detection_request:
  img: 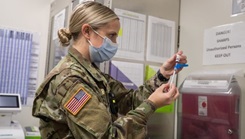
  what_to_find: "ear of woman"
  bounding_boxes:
[81,24,91,39]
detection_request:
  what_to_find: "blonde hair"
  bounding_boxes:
[58,1,119,47]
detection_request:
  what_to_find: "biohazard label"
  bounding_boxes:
[198,96,207,116]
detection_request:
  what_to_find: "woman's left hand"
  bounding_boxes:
[159,50,187,78]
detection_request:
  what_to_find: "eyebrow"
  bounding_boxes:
[109,32,118,36]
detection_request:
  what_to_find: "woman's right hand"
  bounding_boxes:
[148,83,179,109]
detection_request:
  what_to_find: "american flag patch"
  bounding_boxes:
[64,88,91,115]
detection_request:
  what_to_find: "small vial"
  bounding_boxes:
[176,54,181,63]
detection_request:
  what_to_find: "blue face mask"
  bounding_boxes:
[88,29,118,63]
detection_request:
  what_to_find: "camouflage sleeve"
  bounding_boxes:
[101,73,166,138]
[112,99,157,138]
[144,72,167,92]
[105,72,166,115]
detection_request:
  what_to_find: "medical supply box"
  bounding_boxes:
[178,70,244,139]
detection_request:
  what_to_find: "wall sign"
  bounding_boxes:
[203,22,245,65]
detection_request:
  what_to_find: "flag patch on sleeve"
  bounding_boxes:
[64,88,91,115]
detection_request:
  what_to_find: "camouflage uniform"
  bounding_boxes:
[32,47,166,139]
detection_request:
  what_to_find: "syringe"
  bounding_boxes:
[169,55,188,87]
[169,55,181,86]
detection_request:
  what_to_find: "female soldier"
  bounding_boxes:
[32,1,187,139]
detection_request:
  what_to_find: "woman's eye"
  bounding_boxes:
[108,33,118,38]
[106,33,118,43]
[109,34,115,38]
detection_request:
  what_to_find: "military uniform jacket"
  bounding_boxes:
[32,47,166,139]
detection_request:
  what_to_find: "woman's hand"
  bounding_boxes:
[159,51,187,79]
[148,83,179,109]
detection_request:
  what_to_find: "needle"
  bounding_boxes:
[168,55,189,89]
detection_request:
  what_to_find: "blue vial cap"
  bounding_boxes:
[175,63,188,70]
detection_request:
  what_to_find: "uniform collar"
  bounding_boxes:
[68,46,91,69]
[68,47,108,84]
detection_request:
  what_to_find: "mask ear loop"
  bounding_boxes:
[87,39,93,45]
[91,28,118,47]
[87,26,104,47]
[91,28,105,39]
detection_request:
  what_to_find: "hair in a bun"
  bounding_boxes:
[57,28,72,47]
[57,2,118,47]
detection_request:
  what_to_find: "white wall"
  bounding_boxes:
[0,0,51,127]
[179,0,245,138]
[178,0,245,84]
